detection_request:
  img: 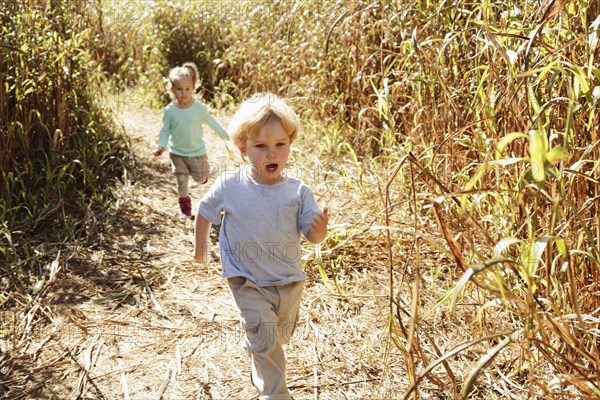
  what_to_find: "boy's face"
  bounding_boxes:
[241,119,291,185]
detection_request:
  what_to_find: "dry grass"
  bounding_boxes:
[1,107,408,399]
[2,104,593,400]
[3,1,599,398]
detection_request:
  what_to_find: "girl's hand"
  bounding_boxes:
[307,208,329,244]
[154,147,165,157]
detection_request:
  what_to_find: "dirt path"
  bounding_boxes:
[8,107,399,399]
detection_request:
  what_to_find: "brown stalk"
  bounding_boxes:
[384,155,409,311]
[407,152,496,246]
[402,331,511,400]
[393,298,457,394]
[133,265,164,315]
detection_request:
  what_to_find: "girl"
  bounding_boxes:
[154,62,229,218]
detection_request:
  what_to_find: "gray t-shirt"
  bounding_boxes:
[198,168,321,286]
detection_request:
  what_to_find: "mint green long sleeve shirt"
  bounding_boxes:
[158,100,229,157]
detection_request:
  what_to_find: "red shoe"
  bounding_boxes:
[178,196,193,218]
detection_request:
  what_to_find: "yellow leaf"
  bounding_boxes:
[529,131,547,182]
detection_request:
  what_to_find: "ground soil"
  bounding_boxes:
[2,107,403,399]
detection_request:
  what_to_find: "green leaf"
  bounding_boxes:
[315,244,336,293]
[490,157,524,166]
[527,80,541,115]
[554,237,568,258]
[528,130,547,182]
[495,132,528,159]
[521,236,552,281]
[545,146,569,166]
[450,259,510,314]
[461,329,523,397]
[493,237,521,258]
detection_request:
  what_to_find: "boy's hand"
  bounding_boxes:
[193,248,211,264]
[154,147,165,157]
[307,208,329,244]
[194,215,212,264]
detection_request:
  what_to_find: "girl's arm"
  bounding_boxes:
[157,107,172,154]
[193,214,212,263]
[201,107,229,140]
[306,208,328,244]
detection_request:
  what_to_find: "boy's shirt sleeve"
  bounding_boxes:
[198,175,225,225]
[299,185,321,237]
[199,103,229,140]
[157,107,172,149]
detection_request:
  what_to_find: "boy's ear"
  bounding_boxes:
[239,145,246,155]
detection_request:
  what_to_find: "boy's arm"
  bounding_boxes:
[193,214,212,263]
[305,208,328,244]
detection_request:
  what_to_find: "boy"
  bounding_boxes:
[193,93,328,399]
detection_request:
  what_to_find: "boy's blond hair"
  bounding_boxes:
[228,93,300,149]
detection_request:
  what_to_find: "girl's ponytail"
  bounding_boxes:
[182,62,200,90]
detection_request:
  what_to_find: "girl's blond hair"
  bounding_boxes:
[166,62,200,100]
[228,93,300,149]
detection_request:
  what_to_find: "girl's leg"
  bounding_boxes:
[228,277,302,400]
[186,155,210,184]
[177,192,192,217]
[169,154,193,217]
[176,174,192,217]
[175,173,190,198]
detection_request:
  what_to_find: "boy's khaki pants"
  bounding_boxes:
[228,277,305,400]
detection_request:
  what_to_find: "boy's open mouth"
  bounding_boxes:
[266,163,278,173]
